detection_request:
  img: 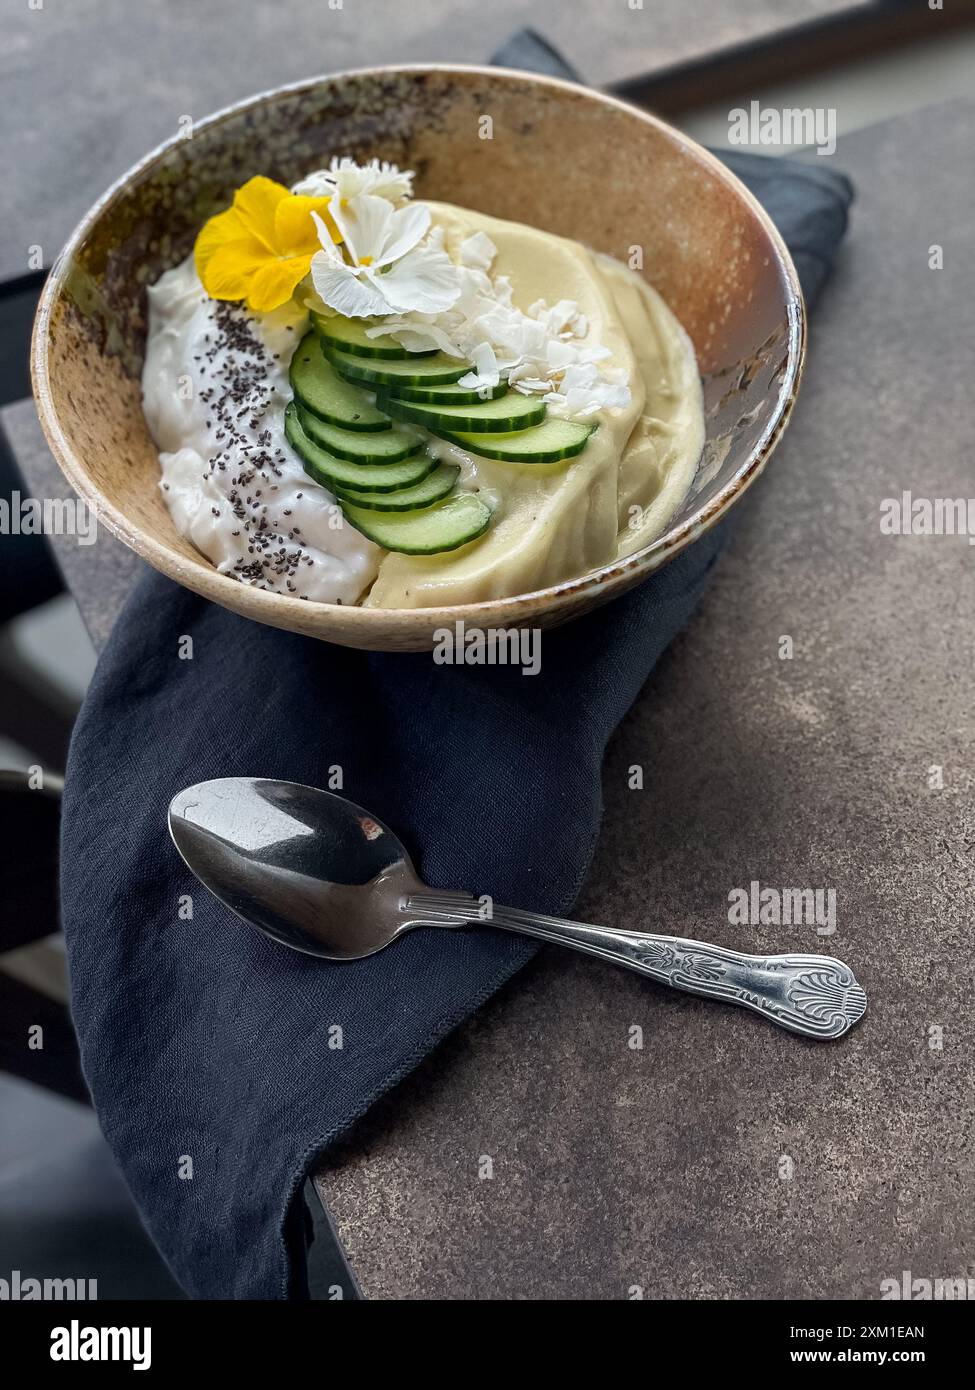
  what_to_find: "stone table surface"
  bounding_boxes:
[7,99,975,1299]
[1,0,856,283]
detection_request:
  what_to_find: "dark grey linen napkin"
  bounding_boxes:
[60,46,852,1299]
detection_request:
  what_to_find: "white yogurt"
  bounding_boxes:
[142,257,380,604]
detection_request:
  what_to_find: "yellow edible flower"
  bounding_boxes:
[194,176,341,313]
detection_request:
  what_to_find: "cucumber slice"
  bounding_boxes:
[311,312,435,360]
[284,404,436,493]
[381,390,546,434]
[342,491,492,554]
[297,407,422,464]
[387,378,509,405]
[326,345,469,388]
[436,418,595,463]
[334,463,460,512]
[289,335,391,432]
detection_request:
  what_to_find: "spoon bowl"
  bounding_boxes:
[168,778,432,960]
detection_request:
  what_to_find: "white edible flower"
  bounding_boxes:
[310,195,462,318]
[293,157,414,203]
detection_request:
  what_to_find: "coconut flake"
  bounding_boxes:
[459,231,497,270]
[458,341,501,391]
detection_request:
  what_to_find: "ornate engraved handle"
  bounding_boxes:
[404,894,867,1041]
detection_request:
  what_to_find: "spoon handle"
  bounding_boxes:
[405,894,866,1040]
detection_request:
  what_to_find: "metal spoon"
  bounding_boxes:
[168,777,866,1041]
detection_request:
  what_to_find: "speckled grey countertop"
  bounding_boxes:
[6,99,974,1300]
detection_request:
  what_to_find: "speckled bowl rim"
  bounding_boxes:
[32,63,806,633]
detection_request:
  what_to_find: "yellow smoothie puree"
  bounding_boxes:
[366,202,705,609]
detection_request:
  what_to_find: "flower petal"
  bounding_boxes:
[194,206,248,279]
[245,255,313,313]
[310,255,391,317]
[311,212,344,262]
[198,237,268,301]
[275,195,339,255]
[332,157,415,201]
[374,199,431,267]
[328,194,393,268]
[232,176,291,253]
[373,244,462,315]
[294,158,415,202]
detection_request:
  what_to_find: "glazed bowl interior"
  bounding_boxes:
[33,65,804,651]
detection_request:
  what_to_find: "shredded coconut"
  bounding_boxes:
[357,229,632,418]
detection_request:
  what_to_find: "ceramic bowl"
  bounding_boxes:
[32,64,804,651]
